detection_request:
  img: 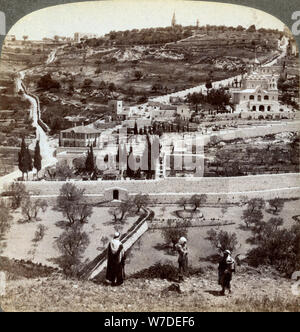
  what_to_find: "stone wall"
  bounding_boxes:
[25,173,300,204]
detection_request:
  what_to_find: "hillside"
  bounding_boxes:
[19,26,283,134]
[1,266,299,312]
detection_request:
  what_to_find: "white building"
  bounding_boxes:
[230,65,295,120]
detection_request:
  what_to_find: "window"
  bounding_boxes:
[250,95,255,100]
[258,95,262,102]
[264,96,269,100]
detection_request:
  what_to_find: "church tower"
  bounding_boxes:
[171,12,176,27]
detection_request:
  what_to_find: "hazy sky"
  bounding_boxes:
[8,0,285,40]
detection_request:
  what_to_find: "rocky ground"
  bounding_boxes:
[1,266,299,312]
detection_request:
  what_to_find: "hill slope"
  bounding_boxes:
[1,267,299,312]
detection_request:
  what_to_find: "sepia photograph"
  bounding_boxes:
[0,0,299,313]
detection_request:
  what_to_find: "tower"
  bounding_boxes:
[196,19,199,28]
[171,12,176,27]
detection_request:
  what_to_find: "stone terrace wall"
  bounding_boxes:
[213,122,300,142]
[25,173,300,204]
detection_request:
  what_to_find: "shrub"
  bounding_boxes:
[55,223,90,277]
[21,197,48,223]
[247,222,300,276]
[207,229,239,253]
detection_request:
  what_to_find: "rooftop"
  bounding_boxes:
[61,125,101,134]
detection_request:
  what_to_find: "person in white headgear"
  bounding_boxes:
[175,237,188,282]
[218,250,235,296]
[106,232,126,286]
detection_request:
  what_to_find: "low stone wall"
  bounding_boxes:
[25,173,300,204]
[88,212,150,280]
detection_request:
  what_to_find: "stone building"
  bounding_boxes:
[230,65,294,119]
[60,125,102,147]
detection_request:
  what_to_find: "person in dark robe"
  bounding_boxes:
[106,232,126,286]
[218,250,235,296]
[175,237,188,282]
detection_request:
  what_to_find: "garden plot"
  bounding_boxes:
[126,200,300,275]
[1,206,138,267]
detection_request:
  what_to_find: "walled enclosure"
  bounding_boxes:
[24,173,300,204]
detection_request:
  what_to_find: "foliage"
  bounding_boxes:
[33,140,42,177]
[55,183,93,227]
[207,229,238,253]
[161,220,190,250]
[18,138,32,180]
[21,197,48,222]
[0,200,12,241]
[37,74,60,91]
[55,223,90,277]
[133,194,150,213]
[33,224,47,243]
[190,194,207,212]
[85,145,96,174]
[7,182,28,210]
[268,198,285,215]
[177,198,189,211]
[242,198,265,228]
[247,222,300,277]
[55,163,74,179]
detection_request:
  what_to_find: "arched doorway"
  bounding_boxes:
[259,105,265,112]
[113,190,119,200]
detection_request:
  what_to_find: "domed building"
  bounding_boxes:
[230,62,295,120]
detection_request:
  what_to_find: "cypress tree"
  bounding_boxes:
[34,140,42,178]
[127,146,135,179]
[85,146,95,174]
[18,137,27,181]
[134,121,138,135]
[25,146,32,180]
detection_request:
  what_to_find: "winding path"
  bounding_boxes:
[0,50,59,189]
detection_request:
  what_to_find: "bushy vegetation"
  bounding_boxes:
[207,229,239,253]
[247,221,300,277]
[54,183,93,277]
[0,95,31,111]
[0,200,12,245]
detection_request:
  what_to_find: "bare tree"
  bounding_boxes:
[21,197,48,223]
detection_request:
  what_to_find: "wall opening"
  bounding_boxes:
[113,190,119,200]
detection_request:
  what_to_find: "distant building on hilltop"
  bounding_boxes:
[171,12,176,27]
[74,32,101,43]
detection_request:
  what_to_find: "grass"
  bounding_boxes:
[1,268,299,312]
